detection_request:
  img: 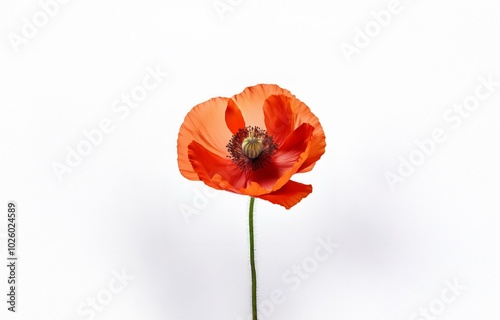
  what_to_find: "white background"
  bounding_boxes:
[1,0,500,319]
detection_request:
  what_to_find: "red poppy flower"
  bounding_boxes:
[177,84,326,209]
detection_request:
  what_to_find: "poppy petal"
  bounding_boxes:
[225,99,246,134]
[231,84,293,129]
[297,134,327,172]
[249,123,314,191]
[263,94,295,146]
[187,140,249,191]
[178,97,233,180]
[286,96,326,173]
[256,180,312,209]
[188,140,289,197]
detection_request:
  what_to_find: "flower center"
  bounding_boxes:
[226,126,278,172]
[242,135,263,159]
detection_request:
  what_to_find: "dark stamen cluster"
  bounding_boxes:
[226,126,278,172]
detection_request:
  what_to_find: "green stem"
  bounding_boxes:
[249,197,258,320]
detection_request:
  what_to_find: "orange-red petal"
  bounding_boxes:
[286,95,326,172]
[225,99,246,134]
[256,180,313,209]
[263,94,295,146]
[230,84,293,129]
[297,133,326,172]
[188,123,314,199]
[177,97,232,180]
[249,123,314,191]
[187,140,248,191]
